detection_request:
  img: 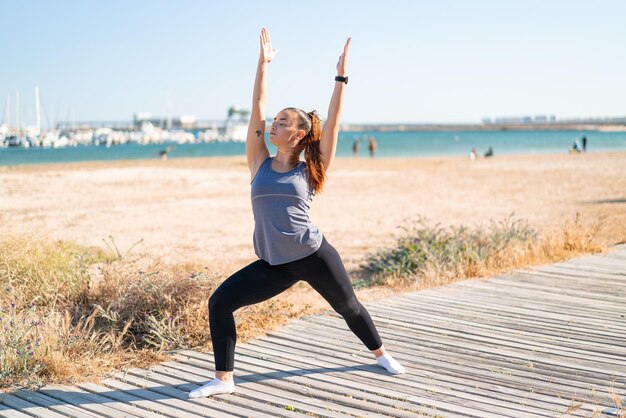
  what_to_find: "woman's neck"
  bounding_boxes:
[273,149,299,169]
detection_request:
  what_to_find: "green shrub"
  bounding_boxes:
[361,215,536,286]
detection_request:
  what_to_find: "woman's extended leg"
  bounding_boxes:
[290,237,405,374]
[188,259,297,399]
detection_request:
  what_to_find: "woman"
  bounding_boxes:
[189,28,405,399]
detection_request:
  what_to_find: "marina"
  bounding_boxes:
[1,128,626,167]
[1,95,252,149]
[2,89,626,166]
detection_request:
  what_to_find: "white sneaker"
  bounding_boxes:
[188,378,235,399]
[376,353,406,375]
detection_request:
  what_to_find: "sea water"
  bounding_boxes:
[1,130,625,166]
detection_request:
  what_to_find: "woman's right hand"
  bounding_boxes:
[259,27,277,63]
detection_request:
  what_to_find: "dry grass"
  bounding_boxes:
[606,388,626,418]
[0,235,310,389]
[360,213,606,289]
[565,391,626,418]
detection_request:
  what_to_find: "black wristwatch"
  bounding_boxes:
[335,75,348,84]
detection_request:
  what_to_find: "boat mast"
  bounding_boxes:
[16,90,21,132]
[3,95,9,127]
[35,86,41,133]
[166,89,172,131]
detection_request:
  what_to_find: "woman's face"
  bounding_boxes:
[269,109,304,149]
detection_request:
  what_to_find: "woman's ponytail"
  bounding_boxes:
[287,108,327,193]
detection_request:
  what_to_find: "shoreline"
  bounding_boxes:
[2,149,626,173]
[342,123,626,132]
[2,128,625,169]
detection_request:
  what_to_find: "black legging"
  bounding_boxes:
[208,236,383,371]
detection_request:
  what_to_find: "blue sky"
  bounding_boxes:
[2,0,625,126]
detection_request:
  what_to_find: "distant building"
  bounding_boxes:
[133,112,198,130]
[494,116,533,124]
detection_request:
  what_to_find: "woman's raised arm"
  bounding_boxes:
[246,28,276,178]
[319,37,351,170]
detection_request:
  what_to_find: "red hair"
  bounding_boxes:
[286,108,326,193]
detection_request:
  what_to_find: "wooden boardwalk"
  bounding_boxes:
[1,246,625,417]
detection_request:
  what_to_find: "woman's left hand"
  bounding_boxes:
[336,37,351,76]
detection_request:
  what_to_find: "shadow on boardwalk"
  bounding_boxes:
[1,245,625,417]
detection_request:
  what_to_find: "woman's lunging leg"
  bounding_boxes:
[299,239,382,349]
[189,259,297,399]
[298,238,405,374]
[209,259,297,370]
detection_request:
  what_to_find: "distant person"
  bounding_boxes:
[582,136,587,152]
[352,139,360,156]
[368,136,377,157]
[159,146,172,160]
[571,140,581,153]
[484,146,494,158]
[188,28,404,400]
[469,148,478,160]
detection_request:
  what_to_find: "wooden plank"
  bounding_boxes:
[365,305,625,358]
[364,304,626,359]
[498,272,626,293]
[75,381,209,418]
[536,264,626,281]
[404,292,625,334]
[388,293,626,337]
[164,354,425,418]
[271,324,621,390]
[494,266,626,287]
[259,327,621,410]
[0,392,68,418]
[114,368,314,418]
[181,354,446,417]
[547,260,626,273]
[37,384,161,418]
[567,258,626,269]
[176,349,503,418]
[307,315,626,374]
[121,367,300,418]
[149,364,356,418]
[69,382,172,418]
[10,389,101,418]
[450,281,625,312]
[383,297,626,345]
[277,322,626,395]
[159,364,392,418]
[513,268,626,287]
[486,274,626,304]
[433,285,625,320]
[243,336,563,417]
[290,317,626,385]
[126,365,362,418]
[0,408,32,418]
[497,273,626,295]
[397,292,621,332]
[227,340,584,416]
[172,350,449,418]
[100,377,217,418]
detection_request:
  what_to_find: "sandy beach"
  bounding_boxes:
[2,152,625,274]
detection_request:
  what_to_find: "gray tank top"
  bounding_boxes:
[251,156,323,265]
